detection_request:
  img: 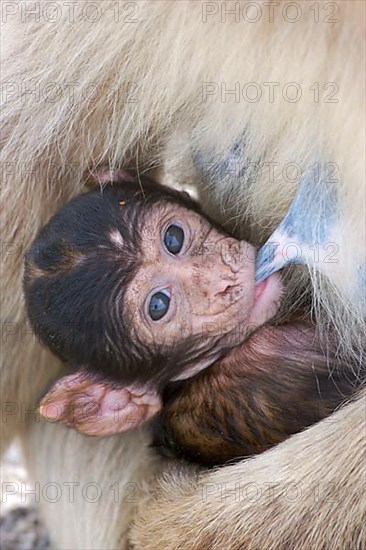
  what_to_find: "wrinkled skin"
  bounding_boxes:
[125,202,282,358]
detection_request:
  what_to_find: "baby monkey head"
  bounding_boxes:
[24,169,282,436]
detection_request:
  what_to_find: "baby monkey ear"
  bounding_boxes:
[38,371,162,437]
[84,166,136,187]
[92,167,136,185]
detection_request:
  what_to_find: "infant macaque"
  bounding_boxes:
[23,169,356,465]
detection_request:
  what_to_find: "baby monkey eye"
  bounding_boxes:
[164,224,184,254]
[149,290,171,321]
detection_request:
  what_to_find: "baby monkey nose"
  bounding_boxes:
[213,279,236,297]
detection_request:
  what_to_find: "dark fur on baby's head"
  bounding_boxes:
[23,177,206,387]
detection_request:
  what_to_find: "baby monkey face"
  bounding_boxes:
[126,202,282,356]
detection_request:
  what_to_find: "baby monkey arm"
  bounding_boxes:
[153,322,357,466]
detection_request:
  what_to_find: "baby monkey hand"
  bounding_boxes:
[39,371,162,436]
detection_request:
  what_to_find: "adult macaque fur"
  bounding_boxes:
[1,1,365,549]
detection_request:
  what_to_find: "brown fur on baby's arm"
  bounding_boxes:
[153,322,356,466]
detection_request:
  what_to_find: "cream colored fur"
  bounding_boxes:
[1,1,365,548]
[131,390,366,550]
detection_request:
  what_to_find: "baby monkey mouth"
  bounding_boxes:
[250,272,284,328]
[254,278,269,302]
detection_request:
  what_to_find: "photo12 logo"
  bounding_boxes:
[201,2,340,24]
[1,1,140,24]
[202,81,339,104]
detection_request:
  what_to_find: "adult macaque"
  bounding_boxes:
[24,172,357,466]
[2,1,365,548]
